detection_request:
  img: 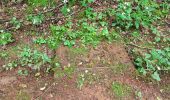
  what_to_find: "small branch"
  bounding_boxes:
[33,82,55,100]
[126,42,153,50]
[0,19,9,24]
[46,8,82,21]
[34,3,64,15]
[0,3,64,24]
[78,67,110,70]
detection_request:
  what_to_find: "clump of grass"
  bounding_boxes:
[69,47,88,56]
[111,82,132,98]
[111,62,129,75]
[16,91,31,100]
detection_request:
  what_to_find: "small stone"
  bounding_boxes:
[35,73,40,77]
[19,84,27,88]
[78,62,83,66]
[40,86,46,91]
[85,70,88,73]
[160,89,163,93]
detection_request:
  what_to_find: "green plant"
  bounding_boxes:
[135,90,142,100]
[27,14,44,25]
[135,47,170,81]
[47,24,77,49]
[112,1,163,30]
[0,32,14,45]
[0,51,8,59]
[52,63,75,78]
[18,69,29,76]
[77,74,85,90]
[80,0,94,7]
[84,7,97,19]
[33,37,46,45]
[10,17,21,29]
[3,61,18,71]
[2,47,51,74]
[61,4,70,16]
[80,22,100,46]
[111,82,132,98]
[27,0,48,6]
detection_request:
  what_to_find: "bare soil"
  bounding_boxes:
[1,42,169,100]
[0,1,170,100]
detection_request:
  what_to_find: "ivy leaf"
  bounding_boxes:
[151,71,161,81]
[138,67,147,75]
[150,49,159,59]
[61,4,69,15]
[102,27,109,36]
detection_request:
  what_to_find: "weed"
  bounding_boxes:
[27,0,48,6]
[52,63,75,78]
[3,61,18,71]
[77,71,99,90]
[3,46,51,74]
[112,1,165,30]
[135,90,142,100]
[10,17,21,29]
[111,62,129,75]
[27,14,44,25]
[135,47,170,81]
[18,69,29,76]
[0,32,14,45]
[111,82,132,98]
[84,7,97,19]
[19,47,51,68]
[0,51,8,59]
[77,74,85,90]
[47,24,77,49]
[61,4,70,16]
[33,37,46,45]
[80,0,94,7]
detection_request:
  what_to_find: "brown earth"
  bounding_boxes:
[1,42,169,100]
[0,1,170,100]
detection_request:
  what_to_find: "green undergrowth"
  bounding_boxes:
[0,0,169,81]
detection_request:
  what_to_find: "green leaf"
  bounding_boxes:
[138,67,147,75]
[102,27,109,36]
[61,4,69,16]
[151,71,161,81]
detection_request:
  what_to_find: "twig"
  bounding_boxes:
[34,3,64,15]
[0,3,64,24]
[33,82,55,100]
[46,8,82,21]
[78,67,110,70]
[126,43,153,50]
[165,20,170,26]
[0,19,9,24]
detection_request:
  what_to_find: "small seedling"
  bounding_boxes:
[77,74,85,90]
